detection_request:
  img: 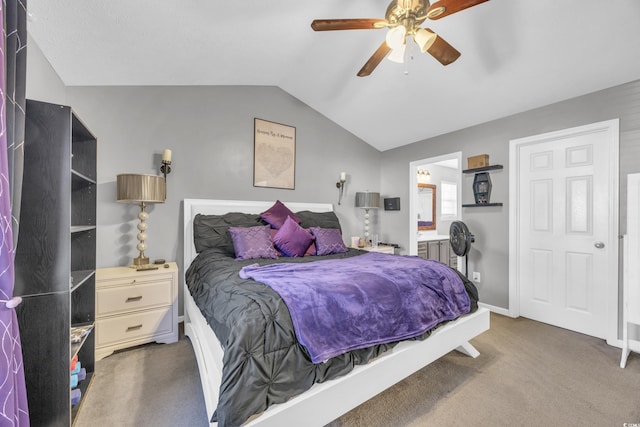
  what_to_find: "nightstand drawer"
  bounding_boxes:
[96,279,173,317]
[97,271,175,288]
[96,307,174,347]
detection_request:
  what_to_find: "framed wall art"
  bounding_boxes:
[254,118,296,190]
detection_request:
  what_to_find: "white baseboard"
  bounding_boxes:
[478,302,512,317]
[178,315,184,324]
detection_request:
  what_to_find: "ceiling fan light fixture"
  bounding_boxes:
[414,28,437,52]
[385,25,407,50]
[387,45,406,63]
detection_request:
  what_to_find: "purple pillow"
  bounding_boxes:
[269,229,316,257]
[260,200,301,229]
[310,227,348,256]
[273,216,315,257]
[228,225,279,260]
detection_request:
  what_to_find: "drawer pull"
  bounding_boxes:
[126,296,143,303]
[126,324,143,332]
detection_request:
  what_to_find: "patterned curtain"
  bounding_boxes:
[0,0,29,425]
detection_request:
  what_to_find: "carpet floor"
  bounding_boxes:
[75,313,640,427]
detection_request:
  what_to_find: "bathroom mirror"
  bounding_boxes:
[417,183,436,231]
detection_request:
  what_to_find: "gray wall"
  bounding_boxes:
[63,85,381,315]
[380,79,640,310]
[26,34,66,104]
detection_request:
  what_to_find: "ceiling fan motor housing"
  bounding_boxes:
[385,0,430,29]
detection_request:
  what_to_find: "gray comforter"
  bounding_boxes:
[185,248,478,427]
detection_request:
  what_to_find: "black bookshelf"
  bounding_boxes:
[15,100,97,426]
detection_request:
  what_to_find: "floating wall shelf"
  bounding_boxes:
[462,164,504,207]
[462,202,504,207]
[462,164,504,174]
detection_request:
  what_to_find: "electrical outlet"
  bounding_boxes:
[472,272,481,283]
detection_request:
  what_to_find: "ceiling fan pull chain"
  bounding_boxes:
[404,36,414,75]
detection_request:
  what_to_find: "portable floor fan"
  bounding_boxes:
[449,220,475,278]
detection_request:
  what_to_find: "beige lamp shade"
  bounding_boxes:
[117,174,166,203]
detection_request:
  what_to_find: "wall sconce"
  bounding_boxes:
[336,172,346,205]
[160,149,172,180]
[117,174,166,269]
[355,191,380,241]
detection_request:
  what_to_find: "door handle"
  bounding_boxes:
[594,241,605,249]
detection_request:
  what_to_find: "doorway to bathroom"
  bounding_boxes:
[408,152,462,257]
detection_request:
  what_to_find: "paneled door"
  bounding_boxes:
[510,120,618,339]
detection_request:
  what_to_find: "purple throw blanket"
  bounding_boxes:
[239,252,471,363]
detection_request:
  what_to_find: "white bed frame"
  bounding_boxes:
[183,199,490,427]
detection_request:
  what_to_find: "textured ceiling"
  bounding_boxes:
[27,0,640,151]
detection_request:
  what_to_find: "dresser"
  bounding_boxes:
[95,263,178,360]
[417,238,458,269]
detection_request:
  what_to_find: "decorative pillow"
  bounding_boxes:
[273,216,315,257]
[228,225,279,260]
[260,200,301,229]
[269,229,283,256]
[193,212,265,255]
[304,242,317,256]
[296,210,342,232]
[270,229,315,256]
[310,227,349,256]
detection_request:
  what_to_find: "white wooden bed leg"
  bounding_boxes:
[620,346,630,368]
[455,341,480,358]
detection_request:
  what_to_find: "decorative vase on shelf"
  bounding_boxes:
[473,172,492,204]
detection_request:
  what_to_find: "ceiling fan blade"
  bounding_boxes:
[311,19,386,31]
[426,0,489,20]
[357,42,392,77]
[424,31,461,65]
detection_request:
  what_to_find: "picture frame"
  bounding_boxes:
[253,118,296,190]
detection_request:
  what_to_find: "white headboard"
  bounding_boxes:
[183,199,334,269]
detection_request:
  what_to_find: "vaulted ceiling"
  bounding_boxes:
[27,0,640,151]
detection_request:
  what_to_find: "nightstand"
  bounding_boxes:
[95,262,178,360]
[353,245,395,254]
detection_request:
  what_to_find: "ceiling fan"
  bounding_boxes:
[311,0,489,77]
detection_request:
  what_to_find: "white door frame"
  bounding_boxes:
[508,119,619,345]
[409,152,462,256]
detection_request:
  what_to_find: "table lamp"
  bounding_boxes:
[355,191,380,242]
[117,174,166,267]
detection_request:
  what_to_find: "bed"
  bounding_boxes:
[183,199,490,427]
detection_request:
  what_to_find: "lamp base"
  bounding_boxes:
[133,255,150,266]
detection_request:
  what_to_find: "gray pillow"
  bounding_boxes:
[295,210,342,232]
[193,212,264,255]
